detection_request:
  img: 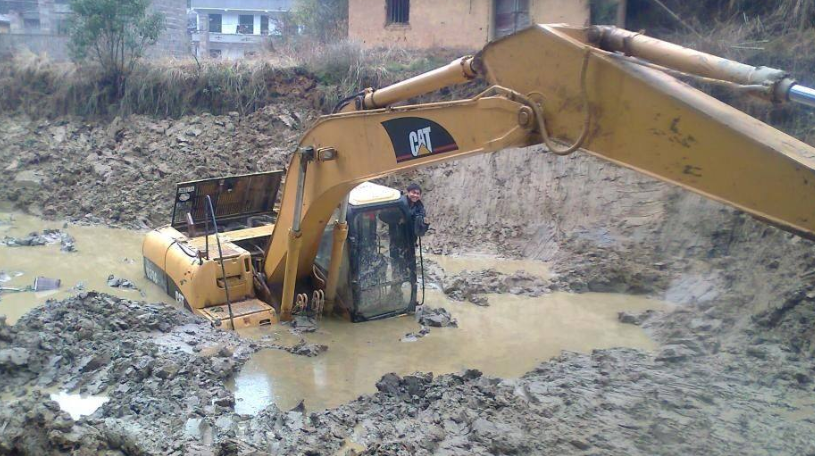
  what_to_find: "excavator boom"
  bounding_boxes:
[144,24,815,325]
[480,25,815,238]
[264,24,815,315]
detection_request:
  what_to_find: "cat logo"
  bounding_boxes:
[409,127,433,156]
[381,117,459,163]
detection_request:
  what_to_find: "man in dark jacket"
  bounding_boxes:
[406,183,429,238]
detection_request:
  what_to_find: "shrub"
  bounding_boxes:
[68,0,165,97]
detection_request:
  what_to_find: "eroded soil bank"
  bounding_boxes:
[1,108,815,455]
[2,290,814,455]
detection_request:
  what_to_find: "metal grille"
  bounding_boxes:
[387,0,410,24]
[171,171,284,231]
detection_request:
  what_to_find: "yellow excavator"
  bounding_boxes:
[143,24,815,329]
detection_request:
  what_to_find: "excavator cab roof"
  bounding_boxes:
[348,181,403,207]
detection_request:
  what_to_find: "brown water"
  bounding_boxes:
[0,211,174,323]
[232,290,667,414]
[425,253,551,278]
[0,210,668,418]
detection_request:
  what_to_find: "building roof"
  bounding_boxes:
[190,0,291,12]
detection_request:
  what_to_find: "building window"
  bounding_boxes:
[24,18,41,32]
[209,49,222,59]
[209,14,222,33]
[54,17,70,35]
[387,0,409,24]
[238,14,254,34]
[260,15,269,34]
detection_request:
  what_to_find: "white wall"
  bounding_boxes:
[196,10,281,35]
[222,12,240,34]
[217,12,264,34]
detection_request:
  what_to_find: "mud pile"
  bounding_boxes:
[310,345,815,455]
[0,292,256,453]
[0,106,308,229]
[3,228,76,252]
[439,243,669,305]
[3,291,815,455]
[0,292,339,454]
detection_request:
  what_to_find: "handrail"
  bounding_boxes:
[205,195,235,330]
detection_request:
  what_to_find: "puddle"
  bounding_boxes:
[231,289,667,414]
[1,388,109,420]
[49,391,109,420]
[425,253,550,278]
[0,211,175,323]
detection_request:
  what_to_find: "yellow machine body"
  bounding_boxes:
[143,24,815,329]
[143,225,277,329]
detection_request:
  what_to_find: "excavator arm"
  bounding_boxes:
[264,24,815,320]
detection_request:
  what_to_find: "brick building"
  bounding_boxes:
[0,0,189,61]
[349,0,590,49]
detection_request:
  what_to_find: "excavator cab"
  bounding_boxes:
[314,182,418,322]
[145,175,419,328]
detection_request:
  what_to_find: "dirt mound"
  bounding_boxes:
[300,347,813,455]
[0,292,258,454]
[0,107,308,229]
[438,243,669,305]
[3,288,814,455]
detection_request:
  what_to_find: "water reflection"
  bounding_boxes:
[49,391,109,420]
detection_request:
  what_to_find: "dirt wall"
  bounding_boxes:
[416,144,815,349]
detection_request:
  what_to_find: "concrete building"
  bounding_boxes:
[190,0,292,59]
[0,0,189,61]
[349,0,590,49]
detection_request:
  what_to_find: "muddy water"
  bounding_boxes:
[0,210,174,323]
[425,253,550,278]
[0,210,668,418]
[232,290,667,414]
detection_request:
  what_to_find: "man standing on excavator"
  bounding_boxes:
[406,183,429,238]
